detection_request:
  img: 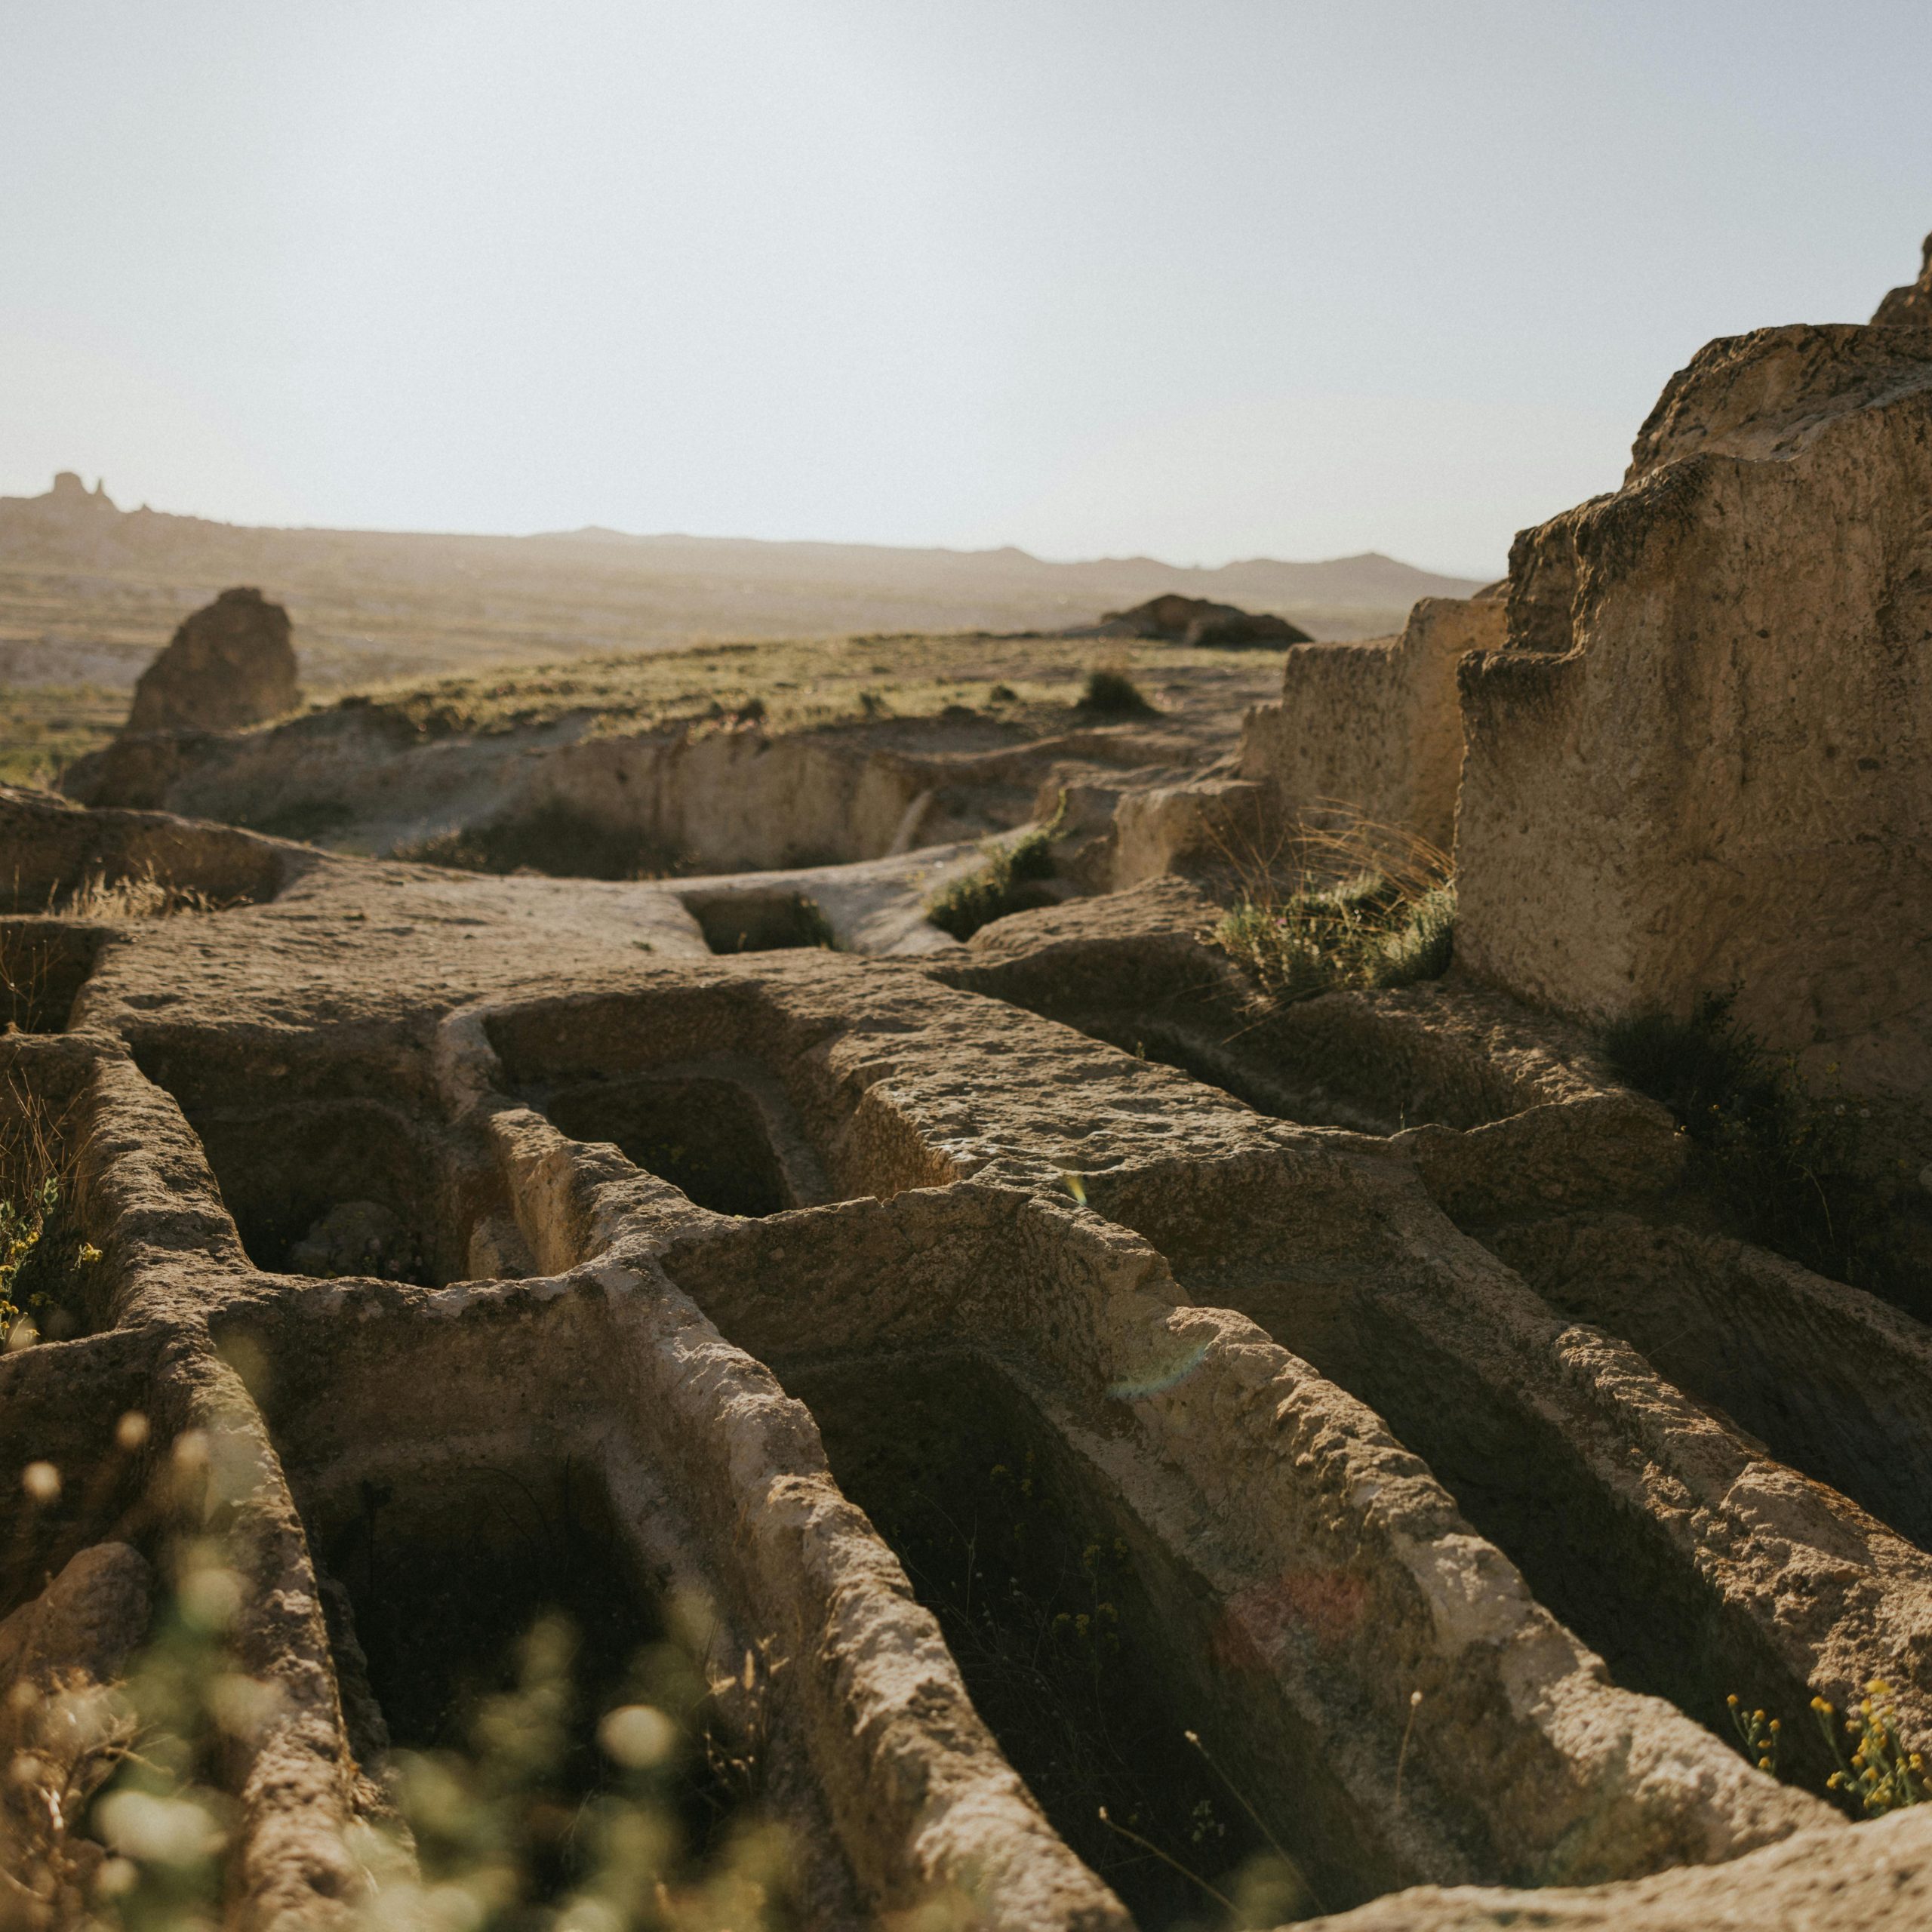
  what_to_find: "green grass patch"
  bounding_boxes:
[0,682,125,785]
[1,1083,97,1345]
[1217,873,1455,1002]
[320,632,1209,746]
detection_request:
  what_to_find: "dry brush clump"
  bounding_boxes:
[1604,990,1907,1296]
[1075,663,1154,717]
[60,866,223,921]
[1211,810,1456,1003]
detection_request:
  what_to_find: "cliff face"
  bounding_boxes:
[1454,322,1932,1137]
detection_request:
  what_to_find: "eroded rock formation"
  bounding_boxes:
[6,778,1932,1924]
[123,586,300,736]
[1454,324,1932,1149]
[9,238,1932,1932]
[1238,594,1502,853]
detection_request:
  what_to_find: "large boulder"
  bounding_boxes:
[1100,592,1311,647]
[125,586,300,735]
[1454,319,1932,1139]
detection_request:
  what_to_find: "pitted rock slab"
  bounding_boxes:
[2,786,1928,1928]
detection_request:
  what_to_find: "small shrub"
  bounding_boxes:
[0,1177,56,1340]
[1604,990,1886,1287]
[1217,871,1456,1001]
[1727,1694,1782,1775]
[1078,666,1152,715]
[986,682,1018,703]
[1724,1680,1928,1817]
[925,798,1066,940]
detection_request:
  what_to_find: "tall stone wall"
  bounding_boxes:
[1237,593,1500,854]
[1454,322,1932,1125]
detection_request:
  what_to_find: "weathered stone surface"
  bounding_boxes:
[1310,1804,1932,1930]
[124,586,300,736]
[1455,324,1932,1149]
[5,532,1932,1928]
[10,268,1932,1932]
[1238,595,1501,854]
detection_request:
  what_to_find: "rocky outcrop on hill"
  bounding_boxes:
[1100,592,1312,646]
[39,470,117,518]
[1873,231,1932,326]
[123,586,300,735]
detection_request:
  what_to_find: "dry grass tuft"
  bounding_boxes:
[60,864,223,920]
[1211,807,1456,1001]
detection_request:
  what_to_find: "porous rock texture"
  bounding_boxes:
[123,586,300,736]
[1454,322,1932,1151]
[6,780,1932,1930]
[1238,595,1502,854]
[9,242,1932,1931]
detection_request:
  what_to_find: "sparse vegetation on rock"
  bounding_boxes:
[1604,989,1894,1292]
[1214,822,1456,1002]
[926,798,1066,939]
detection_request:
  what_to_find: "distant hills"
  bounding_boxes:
[0,472,1486,694]
[532,522,1485,608]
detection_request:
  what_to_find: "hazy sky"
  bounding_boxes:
[3,3,1927,577]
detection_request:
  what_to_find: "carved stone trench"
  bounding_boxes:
[3,814,1931,1927]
